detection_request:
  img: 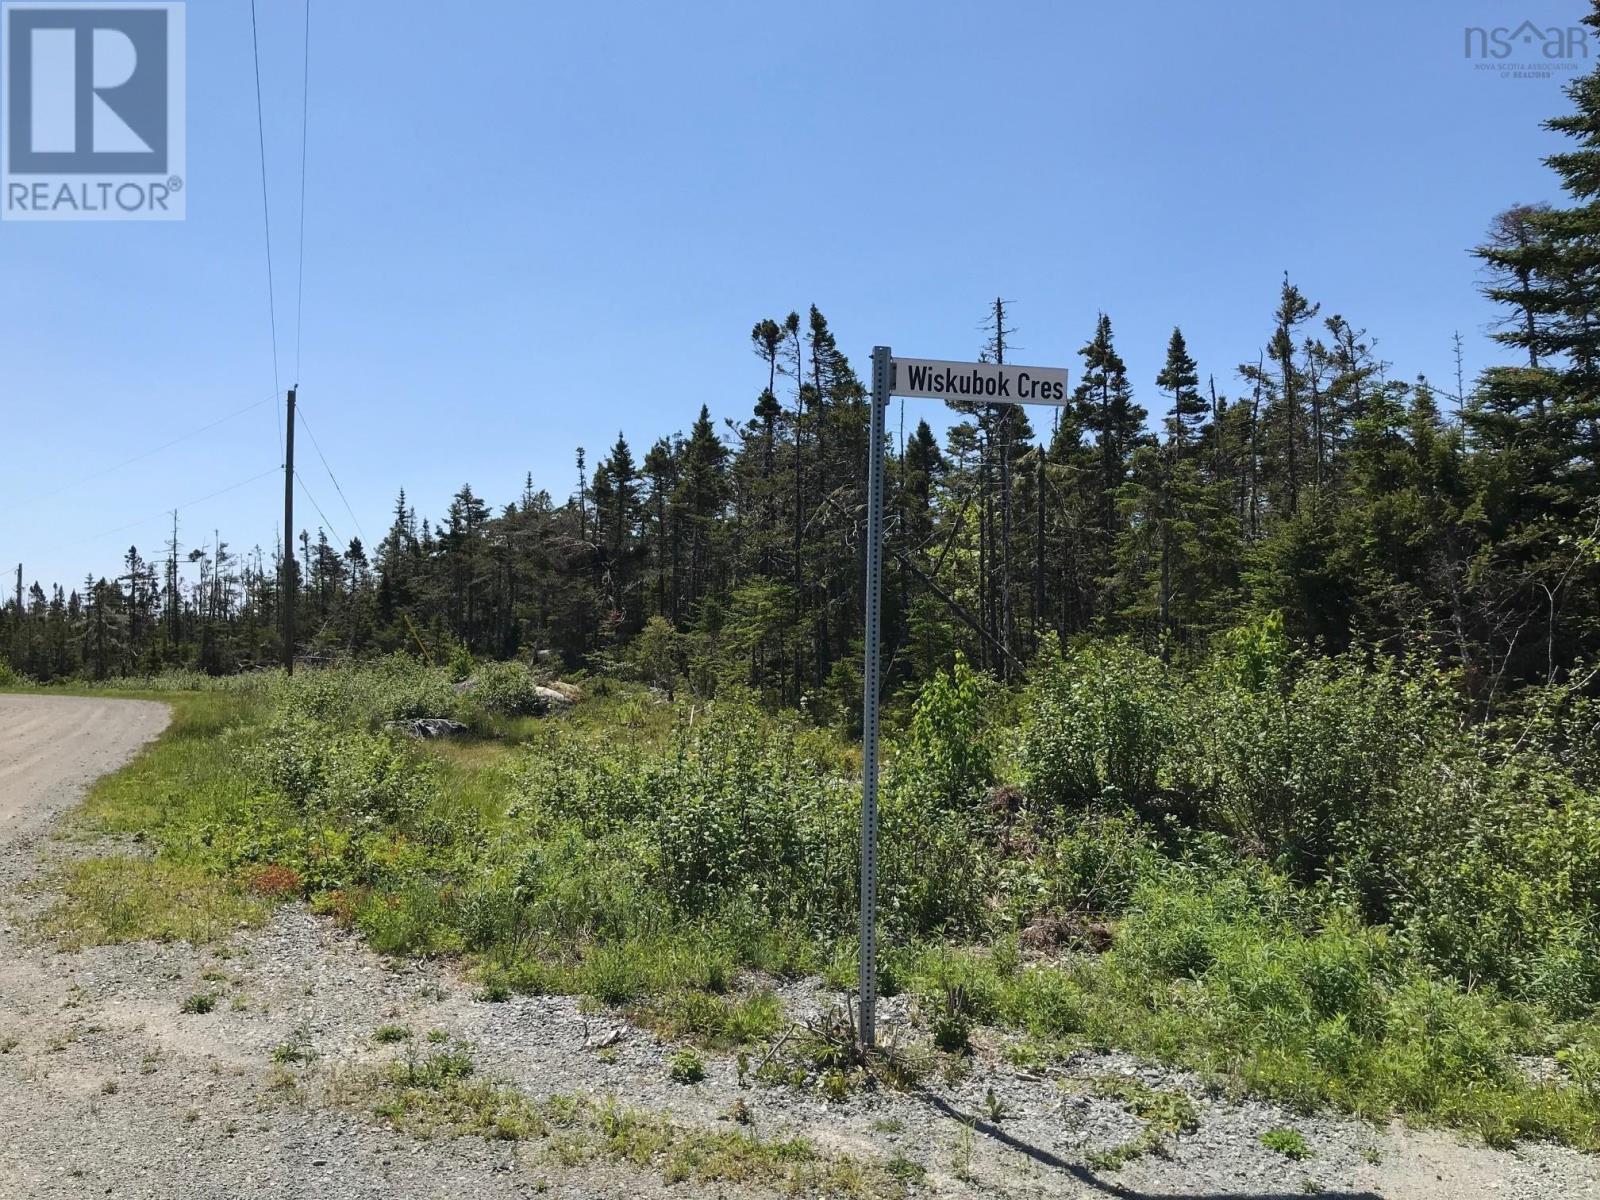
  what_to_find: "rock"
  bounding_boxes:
[532,686,574,712]
[385,718,469,740]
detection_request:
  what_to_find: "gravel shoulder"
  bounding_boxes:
[0,692,1596,1199]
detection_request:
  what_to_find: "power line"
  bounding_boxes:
[293,470,346,555]
[22,396,275,510]
[27,467,281,563]
[294,0,312,386]
[295,401,367,542]
[249,0,282,452]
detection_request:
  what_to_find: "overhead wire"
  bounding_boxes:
[293,0,312,386]
[27,467,282,562]
[293,470,347,555]
[22,396,274,509]
[294,402,367,544]
[249,0,283,454]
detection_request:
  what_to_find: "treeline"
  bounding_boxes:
[9,16,1600,712]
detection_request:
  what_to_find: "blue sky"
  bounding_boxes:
[1,0,1590,592]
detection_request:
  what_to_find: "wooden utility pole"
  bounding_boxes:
[282,388,297,675]
[985,297,1016,679]
[167,511,180,644]
[14,563,21,613]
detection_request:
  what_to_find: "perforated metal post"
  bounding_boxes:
[858,345,890,1050]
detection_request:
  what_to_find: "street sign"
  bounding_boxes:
[889,356,1069,406]
[856,344,1068,1054]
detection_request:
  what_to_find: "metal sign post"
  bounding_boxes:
[858,345,889,1051]
[856,347,1068,1051]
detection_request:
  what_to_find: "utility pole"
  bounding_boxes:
[282,388,297,675]
[165,511,180,646]
[10,564,20,667]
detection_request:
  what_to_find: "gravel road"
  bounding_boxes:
[0,694,169,843]
[0,692,1596,1200]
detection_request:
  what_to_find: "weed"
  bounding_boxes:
[1092,1075,1200,1135]
[931,983,974,1054]
[951,1119,976,1182]
[476,969,511,1003]
[373,1024,412,1044]
[265,1065,299,1094]
[271,1041,314,1066]
[1086,1129,1165,1172]
[1262,1127,1313,1160]
[636,989,782,1049]
[246,864,303,899]
[819,1069,852,1102]
[349,1061,912,1196]
[668,1049,706,1084]
[180,993,216,1015]
[393,1047,475,1090]
[983,1086,1009,1122]
[885,1152,926,1184]
[46,858,265,950]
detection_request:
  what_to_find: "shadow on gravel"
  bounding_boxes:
[920,1094,1385,1200]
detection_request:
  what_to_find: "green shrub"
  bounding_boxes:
[276,657,461,727]
[1021,640,1174,817]
[256,716,438,830]
[468,661,546,717]
[905,656,992,810]
[1189,653,1453,887]
[514,704,858,929]
[1036,811,1163,916]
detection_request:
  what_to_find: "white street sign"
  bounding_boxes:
[889,356,1068,406]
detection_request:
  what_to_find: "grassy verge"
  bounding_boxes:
[22,655,1600,1152]
[33,687,269,949]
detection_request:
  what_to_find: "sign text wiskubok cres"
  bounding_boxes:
[889,356,1068,405]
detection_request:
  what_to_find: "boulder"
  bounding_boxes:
[532,685,574,713]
